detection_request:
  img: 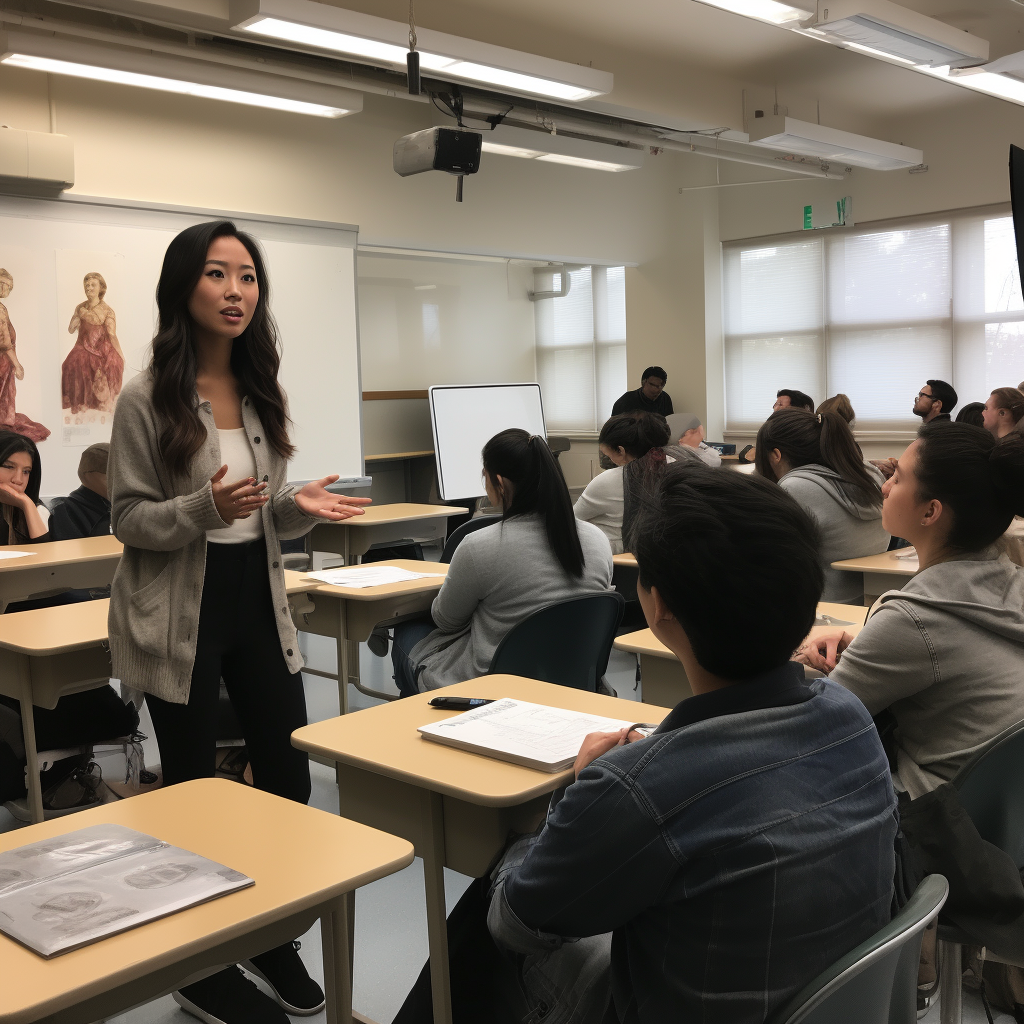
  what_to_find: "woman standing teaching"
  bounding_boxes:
[107,221,369,1024]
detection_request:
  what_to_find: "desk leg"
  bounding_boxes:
[424,791,453,1024]
[19,681,43,824]
[322,891,354,1024]
[337,601,350,716]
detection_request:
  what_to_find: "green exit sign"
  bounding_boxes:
[803,205,813,230]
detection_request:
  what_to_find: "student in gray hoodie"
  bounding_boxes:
[797,423,1024,799]
[756,408,889,603]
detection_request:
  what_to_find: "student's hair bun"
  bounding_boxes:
[989,432,1024,518]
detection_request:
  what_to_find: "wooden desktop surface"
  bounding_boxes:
[0,534,122,571]
[306,559,449,602]
[332,503,469,527]
[612,553,637,568]
[614,602,870,661]
[831,550,919,575]
[0,778,413,1024]
[0,571,318,657]
[292,675,669,809]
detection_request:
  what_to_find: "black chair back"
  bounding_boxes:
[441,515,501,564]
[487,592,625,691]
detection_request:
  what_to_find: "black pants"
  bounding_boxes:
[146,538,311,805]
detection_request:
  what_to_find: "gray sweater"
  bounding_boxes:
[409,514,614,691]
[831,549,1024,799]
[107,372,318,704]
[779,463,889,604]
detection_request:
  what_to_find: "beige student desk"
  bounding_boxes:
[0,777,413,1024]
[614,602,871,706]
[297,559,450,714]
[0,571,321,826]
[831,549,920,605]
[292,675,670,1024]
[0,534,123,611]
[308,503,469,565]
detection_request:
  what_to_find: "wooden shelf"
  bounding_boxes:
[365,450,435,461]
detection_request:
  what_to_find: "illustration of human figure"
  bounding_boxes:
[62,272,124,417]
[0,269,51,443]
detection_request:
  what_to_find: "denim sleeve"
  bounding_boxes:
[502,758,678,938]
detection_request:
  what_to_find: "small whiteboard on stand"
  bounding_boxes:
[429,383,546,500]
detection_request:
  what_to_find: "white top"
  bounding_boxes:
[207,427,263,545]
[572,466,624,554]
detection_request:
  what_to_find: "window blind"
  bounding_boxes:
[723,206,1023,431]
[535,265,628,432]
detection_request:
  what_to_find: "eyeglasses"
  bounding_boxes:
[916,392,934,401]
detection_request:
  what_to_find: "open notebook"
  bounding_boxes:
[0,824,253,958]
[417,698,638,773]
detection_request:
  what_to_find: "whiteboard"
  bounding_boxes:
[0,193,364,498]
[430,383,546,499]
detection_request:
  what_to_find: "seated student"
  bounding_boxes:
[756,408,888,603]
[573,412,671,554]
[391,429,612,695]
[798,423,1024,798]
[0,430,49,545]
[49,442,111,540]
[673,412,722,467]
[955,401,986,427]
[773,387,815,412]
[817,392,855,424]
[982,386,1024,438]
[486,464,897,1024]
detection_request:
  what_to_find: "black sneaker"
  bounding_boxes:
[174,966,288,1024]
[244,940,326,1016]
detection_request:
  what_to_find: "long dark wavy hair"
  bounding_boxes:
[482,429,585,577]
[150,220,294,478]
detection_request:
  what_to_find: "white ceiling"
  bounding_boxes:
[317,0,1024,124]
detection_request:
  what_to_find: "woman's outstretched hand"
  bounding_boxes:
[210,465,268,523]
[294,475,372,521]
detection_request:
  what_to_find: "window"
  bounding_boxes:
[723,206,1024,431]
[534,265,628,432]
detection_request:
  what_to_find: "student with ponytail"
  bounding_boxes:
[982,386,1024,438]
[798,423,1024,798]
[756,408,888,603]
[573,411,674,554]
[391,429,613,695]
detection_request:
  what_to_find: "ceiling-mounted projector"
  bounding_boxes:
[393,126,482,177]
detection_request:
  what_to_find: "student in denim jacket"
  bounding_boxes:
[487,463,898,1024]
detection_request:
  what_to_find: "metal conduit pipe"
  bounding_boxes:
[4,7,842,179]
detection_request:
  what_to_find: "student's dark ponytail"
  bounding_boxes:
[599,411,671,459]
[755,408,882,508]
[916,423,1024,552]
[482,429,585,578]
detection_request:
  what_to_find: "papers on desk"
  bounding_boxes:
[893,547,918,560]
[305,566,446,588]
[0,824,253,958]
[0,551,33,561]
[418,698,637,773]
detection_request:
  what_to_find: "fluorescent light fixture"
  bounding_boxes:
[694,0,814,25]
[478,125,644,172]
[748,114,923,170]
[230,0,613,102]
[0,30,361,117]
[844,41,917,64]
[921,64,1024,106]
[809,1,989,67]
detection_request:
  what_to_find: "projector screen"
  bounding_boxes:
[0,193,364,498]
[430,383,546,500]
